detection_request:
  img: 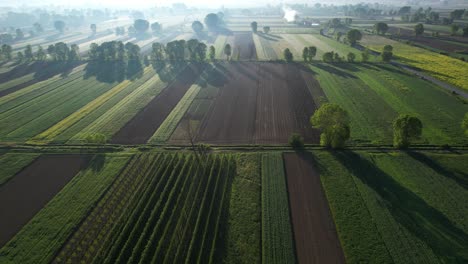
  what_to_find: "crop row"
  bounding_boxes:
[68,153,234,264]
[261,153,296,264]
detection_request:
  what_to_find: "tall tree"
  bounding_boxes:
[1,44,12,60]
[209,45,215,61]
[36,45,46,60]
[204,13,220,30]
[393,114,422,148]
[196,42,207,61]
[346,29,362,45]
[283,48,293,62]
[24,45,33,60]
[308,46,317,61]
[47,44,56,60]
[263,26,271,34]
[133,19,149,34]
[224,44,231,60]
[54,20,66,33]
[310,103,350,149]
[414,23,424,36]
[302,47,309,62]
[347,52,356,62]
[191,21,204,34]
[251,21,258,33]
[374,22,389,35]
[451,24,460,35]
[33,23,43,33]
[151,22,162,34]
[90,24,97,35]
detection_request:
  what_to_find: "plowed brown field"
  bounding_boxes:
[0,155,88,247]
[196,62,321,144]
[283,153,345,264]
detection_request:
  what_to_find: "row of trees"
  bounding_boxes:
[0,42,80,62]
[309,103,426,149]
[250,22,271,34]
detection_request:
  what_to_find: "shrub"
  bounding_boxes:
[289,133,304,149]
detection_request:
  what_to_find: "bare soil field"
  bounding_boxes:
[233,32,257,60]
[196,62,321,144]
[0,155,88,247]
[283,153,345,264]
[110,63,205,144]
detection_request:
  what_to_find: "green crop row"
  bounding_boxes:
[261,153,296,264]
[0,152,39,186]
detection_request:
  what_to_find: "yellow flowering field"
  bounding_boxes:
[361,35,468,91]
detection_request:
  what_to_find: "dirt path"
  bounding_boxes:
[283,153,345,264]
[0,155,88,247]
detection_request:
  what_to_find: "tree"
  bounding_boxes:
[33,23,43,33]
[209,45,215,61]
[414,23,424,36]
[36,45,46,60]
[224,44,231,60]
[17,51,24,62]
[330,18,341,28]
[90,24,97,35]
[310,103,350,149]
[323,51,334,62]
[263,26,271,34]
[187,39,199,60]
[450,9,465,20]
[15,29,24,40]
[192,21,204,34]
[47,44,56,60]
[1,44,12,60]
[308,46,317,61]
[393,114,422,148]
[251,21,258,33]
[133,19,149,34]
[204,13,220,30]
[302,47,309,62]
[374,22,389,35]
[196,42,207,61]
[451,24,460,35]
[381,51,393,62]
[69,44,80,61]
[54,20,66,33]
[283,48,293,62]
[0,34,14,44]
[24,45,33,60]
[361,49,370,62]
[347,52,356,62]
[289,133,304,149]
[463,113,468,136]
[346,29,362,45]
[345,18,352,25]
[151,22,162,34]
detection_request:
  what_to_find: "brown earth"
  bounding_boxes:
[110,63,205,144]
[283,152,345,264]
[0,155,88,247]
[196,62,321,144]
[233,32,257,60]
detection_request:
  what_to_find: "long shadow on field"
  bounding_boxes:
[196,63,229,88]
[407,151,468,190]
[314,63,357,79]
[333,151,468,262]
[257,33,280,42]
[90,154,106,172]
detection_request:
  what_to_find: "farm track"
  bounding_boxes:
[283,153,345,264]
[0,155,89,247]
[110,63,206,144]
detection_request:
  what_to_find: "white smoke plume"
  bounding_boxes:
[283,6,298,22]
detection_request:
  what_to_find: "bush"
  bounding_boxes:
[289,133,304,149]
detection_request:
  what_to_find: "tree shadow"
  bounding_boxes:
[257,32,280,42]
[90,154,106,172]
[314,63,357,79]
[407,151,468,190]
[332,150,468,262]
[196,63,228,88]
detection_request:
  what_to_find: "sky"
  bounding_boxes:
[0,0,287,8]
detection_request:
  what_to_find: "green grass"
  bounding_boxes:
[0,152,39,186]
[219,153,261,264]
[0,153,131,264]
[0,69,116,142]
[309,63,468,145]
[149,83,202,143]
[261,153,295,264]
[314,150,468,263]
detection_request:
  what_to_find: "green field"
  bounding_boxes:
[0,152,39,186]
[309,63,468,145]
[315,150,468,263]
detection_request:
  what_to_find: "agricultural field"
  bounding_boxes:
[360,34,468,90]
[1,5,468,264]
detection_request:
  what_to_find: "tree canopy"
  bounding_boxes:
[54,20,65,33]
[414,23,424,36]
[283,48,293,62]
[310,103,350,148]
[134,19,149,34]
[151,22,162,34]
[374,22,389,35]
[204,13,220,30]
[251,21,257,33]
[346,29,362,45]
[393,114,423,148]
[192,21,204,33]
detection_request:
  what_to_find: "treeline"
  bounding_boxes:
[0,42,80,62]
